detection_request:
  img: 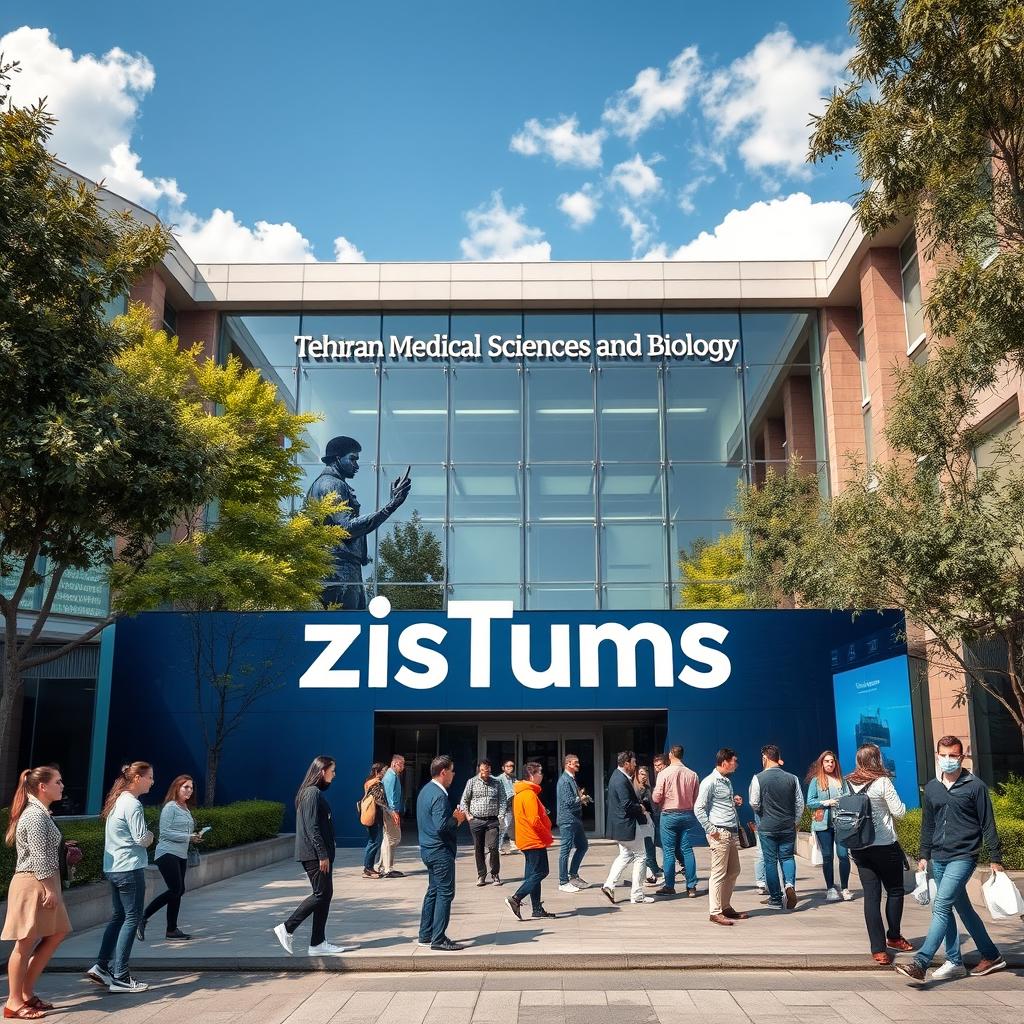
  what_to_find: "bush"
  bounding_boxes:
[1,799,284,901]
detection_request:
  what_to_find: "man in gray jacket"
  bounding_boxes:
[749,744,804,911]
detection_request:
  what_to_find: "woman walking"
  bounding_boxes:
[845,744,911,966]
[635,766,660,884]
[362,763,396,879]
[806,750,853,902]
[273,755,354,957]
[2,766,71,1019]
[138,775,203,942]
[85,762,155,994]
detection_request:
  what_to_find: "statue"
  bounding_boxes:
[306,435,412,609]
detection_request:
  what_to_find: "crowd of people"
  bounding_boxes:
[1,733,1009,1016]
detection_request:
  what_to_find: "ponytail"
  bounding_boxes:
[101,761,152,819]
[6,766,59,845]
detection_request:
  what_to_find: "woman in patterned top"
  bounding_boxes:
[361,763,396,879]
[2,765,72,1019]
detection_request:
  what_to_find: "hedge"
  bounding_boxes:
[1,799,284,901]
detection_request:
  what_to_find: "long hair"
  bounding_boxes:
[295,755,335,808]
[806,750,843,790]
[846,744,891,786]
[365,762,386,785]
[101,761,152,819]
[5,766,60,845]
[163,774,197,809]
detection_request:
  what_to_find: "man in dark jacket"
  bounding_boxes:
[416,754,468,951]
[895,736,1006,983]
[556,753,589,892]
[749,744,804,911]
[600,751,654,905]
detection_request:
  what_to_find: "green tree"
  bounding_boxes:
[376,512,444,610]
[677,531,750,609]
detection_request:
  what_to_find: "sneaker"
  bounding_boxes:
[893,962,927,984]
[600,885,616,904]
[85,964,113,988]
[109,976,149,994]
[756,884,768,895]
[826,887,841,902]
[383,870,405,878]
[570,875,589,888]
[499,845,512,856]
[308,941,356,955]
[872,952,893,966]
[654,886,676,896]
[687,888,700,898]
[764,897,784,910]
[785,884,798,909]
[931,961,967,981]
[492,876,503,886]
[631,895,655,904]
[532,906,557,919]
[841,888,855,901]
[886,937,915,953]
[165,929,191,940]
[273,922,294,956]
[476,877,488,887]
[646,874,659,884]
[430,938,465,951]
[558,882,581,893]
[504,896,523,921]
[970,956,1006,977]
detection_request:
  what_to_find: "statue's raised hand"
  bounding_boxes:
[389,470,412,507]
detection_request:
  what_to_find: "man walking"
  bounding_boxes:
[497,759,516,854]
[416,755,467,951]
[749,744,803,911]
[649,753,667,875]
[377,754,405,878]
[652,744,700,897]
[459,758,506,886]
[895,736,1007,983]
[557,753,590,892]
[695,748,747,926]
[600,751,654,905]
[505,762,557,921]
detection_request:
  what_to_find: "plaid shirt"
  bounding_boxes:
[459,775,507,818]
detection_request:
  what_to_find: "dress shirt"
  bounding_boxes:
[694,769,739,834]
[652,762,699,811]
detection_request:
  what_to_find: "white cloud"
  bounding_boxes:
[558,186,600,229]
[701,29,853,178]
[609,154,663,200]
[333,236,366,262]
[603,45,701,141]
[658,192,852,261]
[619,206,656,258]
[173,209,317,263]
[509,116,604,168]
[677,175,714,215]
[460,192,551,261]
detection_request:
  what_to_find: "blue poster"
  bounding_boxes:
[833,655,919,809]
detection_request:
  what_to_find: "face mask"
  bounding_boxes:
[938,756,960,774]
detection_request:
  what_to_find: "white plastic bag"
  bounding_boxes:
[982,871,1024,920]
[911,869,930,906]
[810,834,823,866]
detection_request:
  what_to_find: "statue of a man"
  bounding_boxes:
[306,435,412,609]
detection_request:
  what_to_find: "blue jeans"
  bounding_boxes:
[758,831,796,903]
[514,847,550,911]
[913,858,999,968]
[815,827,850,890]
[660,810,698,891]
[97,869,146,980]
[558,819,588,884]
[419,849,455,944]
[364,820,383,871]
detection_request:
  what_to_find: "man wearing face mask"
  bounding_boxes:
[895,736,1006,984]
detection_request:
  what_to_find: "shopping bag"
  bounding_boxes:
[810,834,823,866]
[982,871,1024,919]
[911,869,930,906]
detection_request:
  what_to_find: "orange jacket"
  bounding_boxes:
[512,781,553,850]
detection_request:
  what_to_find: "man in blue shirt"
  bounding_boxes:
[557,753,590,892]
[497,759,516,855]
[377,755,406,878]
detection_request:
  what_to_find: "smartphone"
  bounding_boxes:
[199,826,212,836]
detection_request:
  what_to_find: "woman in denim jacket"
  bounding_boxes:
[805,750,852,902]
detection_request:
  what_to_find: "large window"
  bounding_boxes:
[900,232,926,353]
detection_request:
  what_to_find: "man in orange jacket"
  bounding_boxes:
[504,762,557,921]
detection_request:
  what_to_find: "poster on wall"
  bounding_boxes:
[833,654,919,810]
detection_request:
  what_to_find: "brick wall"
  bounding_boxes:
[820,307,866,490]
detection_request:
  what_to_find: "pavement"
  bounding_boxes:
[50,840,1024,972]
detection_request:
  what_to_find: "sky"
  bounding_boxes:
[0,1,864,264]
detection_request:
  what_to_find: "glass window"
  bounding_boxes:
[901,233,926,349]
[300,314,383,365]
[662,312,741,367]
[858,318,870,403]
[375,518,445,585]
[448,524,521,584]
[594,312,662,364]
[601,523,666,583]
[380,368,447,463]
[527,464,596,521]
[598,368,662,461]
[450,313,524,366]
[599,464,663,520]
[602,584,668,610]
[380,464,446,521]
[741,311,815,365]
[863,405,875,466]
[450,466,522,521]
[374,582,444,611]
[450,368,522,462]
[671,521,734,582]
[522,312,594,367]
[102,294,128,323]
[222,314,301,368]
[448,585,523,609]
[527,523,596,582]
[526,368,595,461]
[668,464,743,521]
[527,584,597,610]
[664,367,743,462]
[382,314,450,364]
[299,367,379,465]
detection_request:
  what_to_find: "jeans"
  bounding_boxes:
[469,815,500,879]
[97,869,146,981]
[851,843,906,954]
[513,847,550,911]
[815,827,851,890]
[284,859,334,947]
[913,858,999,969]
[558,818,588,884]
[364,820,383,871]
[419,849,455,944]
[660,810,698,891]
[758,830,797,903]
[143,854,188,931]
[498,807,514,849]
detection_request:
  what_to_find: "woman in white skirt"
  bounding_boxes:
[2,766,72,1019]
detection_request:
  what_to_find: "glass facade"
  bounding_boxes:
[222,310,824,610]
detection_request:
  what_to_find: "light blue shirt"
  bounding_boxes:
[383,767,404,814]
[103,792,149,872]
[154,801,195,860]
[694,769,739,834]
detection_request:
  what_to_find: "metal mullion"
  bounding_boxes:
[371,312,384,594]
[444,310,453,607]
[659,309,672,607]
[591,310,602,608]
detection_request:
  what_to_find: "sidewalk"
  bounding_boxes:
[52,841,1024,972]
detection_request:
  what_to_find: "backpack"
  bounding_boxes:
[357,792,377,827]
[834,783,875,850]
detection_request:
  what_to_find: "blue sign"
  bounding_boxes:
[833,654,919,809]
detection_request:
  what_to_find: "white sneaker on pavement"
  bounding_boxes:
[841,888,855,901]
[108,976,149,994]
[826,887,841,902]
[631,895,655,904]
[558,882,581,893]
[756,884,768,895]
[273,923,294,955]
[932,961,968,981]
[86,964,113,987]
[308,940,357,955]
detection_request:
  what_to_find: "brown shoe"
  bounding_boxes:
[722,907,748,920]
[362,868,382,879]
[654,886,676,896]
[708,913,734,926]
[687,888,701,898]
[872,952,893,966]
[785,885,797,909]
[893,963,926,983]
[886,937,915,953]
[970,956,1006,977]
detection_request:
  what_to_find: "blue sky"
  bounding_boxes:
[1,1,863,263]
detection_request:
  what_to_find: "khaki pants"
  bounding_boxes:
[377,814,401,874]
[707,830,741,915]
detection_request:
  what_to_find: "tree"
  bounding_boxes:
[676,531,750,609]
[375,512,444,610]
[0,66,219,792]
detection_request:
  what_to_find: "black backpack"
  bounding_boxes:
[834,784,875,850]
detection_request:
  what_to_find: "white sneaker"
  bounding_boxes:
[826,887,841,902]
[85,964,113,987]
[273,922,294,955]
[841,888,854,901]
[558,882,581,893]
[308,940,357,955]
[931,961,968,981]
[756,884,768,895]
[109,976,149,994]
[570,875,589,888]
[631,895,655,904]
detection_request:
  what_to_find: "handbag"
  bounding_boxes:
[736,822,753,849]
[810,834,824,866]
[358,792,376,826]
[187,845,201,869]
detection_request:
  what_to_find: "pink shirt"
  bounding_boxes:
[652,762,699,811]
